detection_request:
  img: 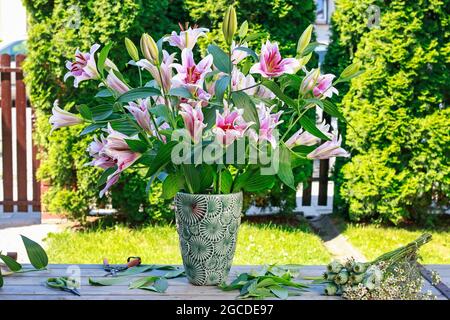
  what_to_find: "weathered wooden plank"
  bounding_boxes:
[1,54,13,212]
[15,54,28,212]
[0,265,447,300]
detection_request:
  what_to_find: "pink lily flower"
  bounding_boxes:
[231,41,249,64]
[64,44,100,87]
[106,70,130,95]
[136,50,176,92]
[99,173,120,198]
[171,48,213,91]
[165,25,209,50]
[125,98,153,134]
[313,74,339,98]
[231,68,257,95]
[285,120,332,148]
[86,135,115,169]
[49,100,83,131]
[103,124,141,173]
[307,133,350,159]
[179,102,207,143]
[255,85,276,99]
[212,106,252,146]
[248,103,283,149]
[250,40,300,78]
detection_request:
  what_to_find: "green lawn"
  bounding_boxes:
[45,220,331,265]
[341,223,450,264]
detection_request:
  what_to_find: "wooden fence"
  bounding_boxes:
[0,54,41,213]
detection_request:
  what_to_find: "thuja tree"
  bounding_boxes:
[23,0,186,222]
[185,0,317,213]
[339,0,450,224]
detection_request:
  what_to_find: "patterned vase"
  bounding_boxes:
[174,192,243,286]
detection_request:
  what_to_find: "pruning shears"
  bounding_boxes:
[103,256,141,276]
[46,277,81,296]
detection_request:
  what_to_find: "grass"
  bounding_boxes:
[45,219,331,265]
[340,222,450,264]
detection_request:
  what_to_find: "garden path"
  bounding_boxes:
[308,214,367,262]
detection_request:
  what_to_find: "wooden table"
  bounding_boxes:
[0,264,448,300]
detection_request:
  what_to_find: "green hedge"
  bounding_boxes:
[327,0,450,224]
[24,0,316,222]
[23,0,187,223]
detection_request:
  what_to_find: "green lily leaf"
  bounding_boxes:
[125,139,148,153]
[270,286,289,299]
[89,276,131,286]
[231,91,259,128]
[80,123,104,136]
[169,87,193,99]
[208,44,231,73]
[146,141,178,178]
[0,267,3,288]
[21,235,48,270]
[162,173,184,199]
[299,116,331,141]
[77,104,93,120]
[129,276,159,289]
[322,100,345,121]
[97,42,113,76]
[117,87,161,103]
[0,255,22,272]
[277,145,295,190]
[215,75,230,102]
[261,80,297,108]
[164,269,185,279]
[220,169,233,194]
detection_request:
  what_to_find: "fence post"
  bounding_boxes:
[16,54,28,211]
[1,54,13,212]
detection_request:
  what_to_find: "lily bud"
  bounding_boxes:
[238,20,248,39]
[324,283,338,296]
[297,24,313,56]
[300,68,320,95]
[222,5,237,45]
[339,61,362,79]
[140,33,159,64]
[298,53,312,68]
[125,37,139,61]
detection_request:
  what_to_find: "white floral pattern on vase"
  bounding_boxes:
[175,192,243,286]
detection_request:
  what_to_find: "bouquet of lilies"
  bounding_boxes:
[50,6,361,198]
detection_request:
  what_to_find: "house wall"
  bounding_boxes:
[0,0,27,42]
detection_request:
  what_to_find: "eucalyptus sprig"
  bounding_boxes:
[220,265,308,299]
[0,235,49,287]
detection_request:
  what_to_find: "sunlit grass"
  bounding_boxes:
[342,224,450,264]
[45,221,331,265]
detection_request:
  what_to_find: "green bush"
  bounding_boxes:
[23,0,188,223]
[333,0,450,224]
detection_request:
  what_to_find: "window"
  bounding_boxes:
[315,0,328,24]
